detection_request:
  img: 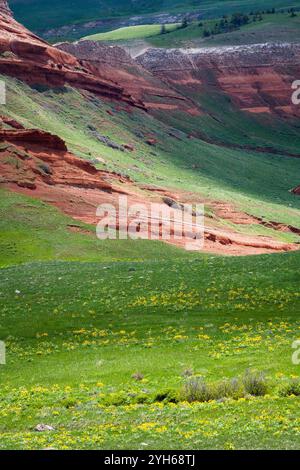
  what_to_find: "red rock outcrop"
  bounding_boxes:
[0,130,103,188]
[0,114,24,129]
[0,128,68,151]
[0,5,144,108]
[292,185,300,195]
[57,40,201,115]
[0,127,297,256]
[137,44,300,116]
[0,0,11,17]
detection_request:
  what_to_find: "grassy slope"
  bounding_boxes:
[0,252,299,449]
[0,188,198,268]
[10,0,300,32]
[92,13,300,48]
[1,10,300,450]
[83,24,179,41]
[2,75,300,233]
[149,12,300,47]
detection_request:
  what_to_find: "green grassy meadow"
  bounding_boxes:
[0,252,299,449]
[83,24,179,42]
[151,12,300,47]
[83,12,300,48]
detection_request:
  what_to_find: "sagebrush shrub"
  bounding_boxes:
[242,369,268,396]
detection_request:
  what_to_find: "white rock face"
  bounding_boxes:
[137,42,300,71]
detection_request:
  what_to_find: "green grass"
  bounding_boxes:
[10,0,300,33]
[83,24,179,42]
[0,188,199,268]
[79,12,300,48]
[0,252,299,449]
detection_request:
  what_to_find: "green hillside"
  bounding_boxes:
[150,11,300,47]
[10,0,300,33]
[2,75,300,232]
[0,188,197,268]
[82,23,179,41]
[83,12,300,48]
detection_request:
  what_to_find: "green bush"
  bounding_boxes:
[101,391,129,406]
[216,378,245,400]
[279,379,300,397]
[242,370,268,396]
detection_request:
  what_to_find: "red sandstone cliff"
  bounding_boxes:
[0,0,11,17]
[0,3,144,108]
[137,44,300,116]
[57,40,201,115]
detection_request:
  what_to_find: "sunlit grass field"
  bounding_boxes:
[0,251,299,449]
[82,24,179,42]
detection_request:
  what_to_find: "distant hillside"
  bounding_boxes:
[9,0,300,38]
[81,12,300,49]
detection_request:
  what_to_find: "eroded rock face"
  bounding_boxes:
[57,40,201,115]
[0,7,144,108]
[0,128,113,191]
[137,43,300,115]
[0,0,12,17]
[0,129,68,151]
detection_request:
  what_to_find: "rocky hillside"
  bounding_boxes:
[137,43,300,116]
[57,39,300,118]
[0,0,11,16]
[0,4,144,108]
[57,40,200,115]
[0,2,299,256]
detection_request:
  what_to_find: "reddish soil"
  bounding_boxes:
[0,127,298,256]
[0,7,144,109]
[292,185,300,195]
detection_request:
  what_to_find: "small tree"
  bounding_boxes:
[230,12,250,27]
[160,24,167,34]
[180,16,189,29]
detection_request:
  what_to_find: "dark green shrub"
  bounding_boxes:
[153,388,180,404]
